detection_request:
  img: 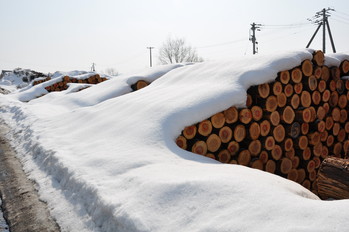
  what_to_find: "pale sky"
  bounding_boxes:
[0,0,348,75]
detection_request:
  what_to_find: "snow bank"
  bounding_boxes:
[1,49,349,232]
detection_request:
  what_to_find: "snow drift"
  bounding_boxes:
[1,49,349,232]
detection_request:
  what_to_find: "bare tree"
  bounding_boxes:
[105,68,119,76]
[158,37,203,64]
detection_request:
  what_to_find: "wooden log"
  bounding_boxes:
[206,134,221,152]
[219,126,233,143]
[321,145,329,159]
[248,140,262,156]
[326,135,335,147]
[322,89,331,103]
[338,94,348,109]
[302,147,312,161]
[309,170,317,182]
[340,60,349,75]
[322,102,330,115]
[218,150,231,163]
[329,80,336,92]
[316,106,326,120]
[277,92,287,108]
[198,120,212,136]
[291,68,302,83]
[336,79,345,94]
[302,179,311,190]
[301,123,309,135]
[313,50,324,66]
[259,150,269,164]
[296,135,308,150]
[282,138,294,152]
[291,156,300,169]
[285,148,295,159]
[205,153,216,160]
[227,141,239,156]
[229,159,238,164]
[325,116,334,131]
[246,94,253,107]
[251,159,264,170]
[308,131,320,146]
[332,122,340,136]
[260,120,271,137]
[297,169,306,184]
[302,59,313,77]
[290,94,300,109]
[329,91,339,107]
[258,83,270,99]
[321,66,330,81]
[346,80,349,91]
[332,107,341,122]
[340,107,348,123]
[176,136,187,150]
[313,66,322,79]
[284,84,294,97]
[317,157,349,199]
[251,106,263,121]
[333,142,343,157]
[281,106,295,124]
[273,124,285,143]
[307,160,316,173]
[234,125,246,142]
[238,150,251,166]
[239,108,252,125]
[265,136,275,151]
[211,112,226,128]
[318,79,327,93]
[294,83,303,95]
[296,107,312,123]
[273,81,283,95]
[279,70,290,84]
[280,157,293,174]
[320,130,328,143]
[265,160,276,174]
[287,169,299,182]
[313,156,321,169]
[249,122,261,140]
[300,91,311,107]
[266,96,278,112]
[183,125,197,139]
[192,141,207,155]
[286,122,301,139]
[312,90,321,105]
[266,111,280,126]
[271,145,283,161]
[344,140,349,158]
[313,142,323,157]
[224,107,239,124]
[317,120,326,133]
[330,66,341,80]
[345,121,349,133]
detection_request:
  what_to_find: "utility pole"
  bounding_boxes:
[147,47,154,67]
[249,22,262,55]
[91,63,96,72]
[306,8,336,53]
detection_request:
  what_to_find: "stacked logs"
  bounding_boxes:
[176,50,349,195]
[131,80,150,91]
[44,74,108,92]
[33,77,51,86]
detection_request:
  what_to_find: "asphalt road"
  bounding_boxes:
[0,122,60,232]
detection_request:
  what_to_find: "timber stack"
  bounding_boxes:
[176,50,349,196]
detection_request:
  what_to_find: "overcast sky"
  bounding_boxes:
[0,0,348,74]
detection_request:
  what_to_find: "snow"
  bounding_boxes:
[1,49,349,231]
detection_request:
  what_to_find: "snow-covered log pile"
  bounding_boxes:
[176,50,349,196]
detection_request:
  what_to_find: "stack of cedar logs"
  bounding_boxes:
[176,50,349,196]
[32,77,51,86]
[42,74,108,92]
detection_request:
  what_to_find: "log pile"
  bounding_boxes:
[43,74,108,92]
[176,50,349,195]
[131,80,150,91]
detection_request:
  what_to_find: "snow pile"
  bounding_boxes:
[1,49,349,232]
[0,68,47,91]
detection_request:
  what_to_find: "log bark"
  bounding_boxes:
[224,107,239,124]
[206,134,222,152]
[211,112,226,128]
[317,157,349,199]
[198,120,212,136]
